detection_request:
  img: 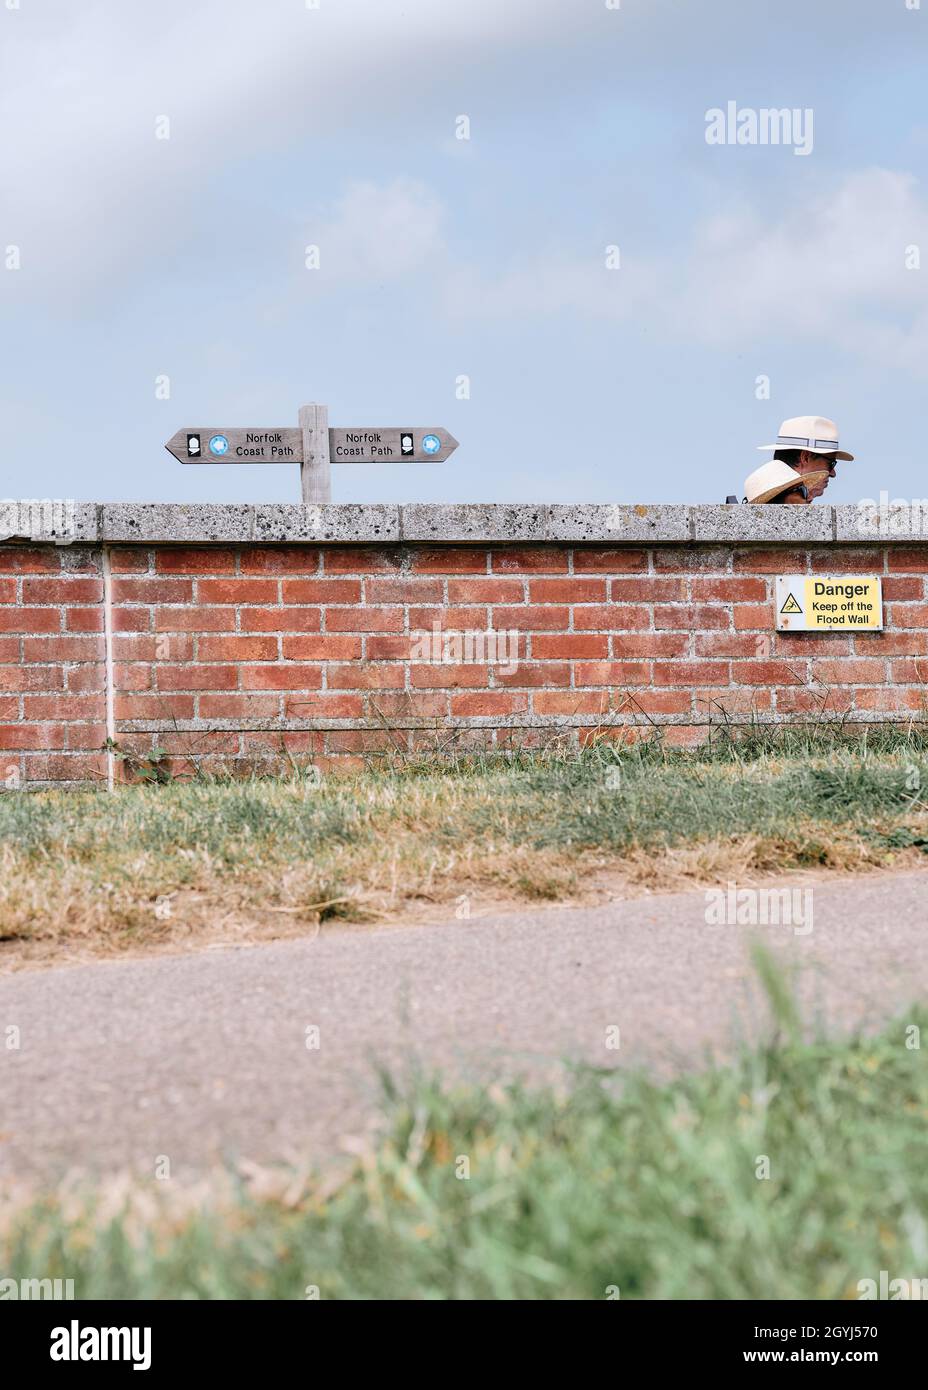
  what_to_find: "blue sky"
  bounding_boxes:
[2,0,926,507]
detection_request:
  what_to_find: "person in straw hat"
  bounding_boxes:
[755,414,854,502]
[743,458,819,504]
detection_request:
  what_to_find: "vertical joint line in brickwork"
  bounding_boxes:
[102,545,116,791]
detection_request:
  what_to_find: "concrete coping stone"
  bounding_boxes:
[2,503,927,546]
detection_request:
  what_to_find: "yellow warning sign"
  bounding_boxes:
[775,576,883,631]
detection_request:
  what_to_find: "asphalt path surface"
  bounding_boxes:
[2,870,927,1181]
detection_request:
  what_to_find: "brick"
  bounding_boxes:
[241,606,321,633]
[281,578,361,605]
[881,577,923,601]
[241,607,320,633]
[66,608,105,632]
[889,603,928,629]
[652,661,729,686]
[155,606,235,633]
[617,690,692,715]
[199,578,280,604]
[0,723,65,750]
[0,579,16,604]
[326,729,409,753]
[775,633,852,656]
[855,687,927,713]
[327,664,405,690]
[112,633,194,663]
[531,634,609,659]
[198,694,281,719]
[733,660,805,685]
[776,687,852,715]
[613,633,688,658]
[0,665,62,693]
[492,548,568,573]
[694,688,772,714]
[488,605,568,632]
[25,753,108,781]
[887,549,928,573]
[157,665,238,691]
[890,658,928,684]
[447,578,523,603]
[156,548,237,574]
[609,578,686,602]
[113,664,151,691]
[410,664,489,688]
[0,636,19,661]
[733,549,806,573]
[22,577,102,604]
[115,693,196,721]
[24,635,99,662]
[110,549,150,572]
[238,547,318,574]
[529,578,606,603]
[366,692,448,718]
[662,727,711,748]
[241,665,323,691]
[493,663,570,688]
[451,692,529,716]
[809,549,884,574]
[533,691,612,715]
[573,605,650,631]
[409,607,488,631]
[411,548,486,574]
[695,633,763,658]
[111,577,194,603]
[732,605,772,630]
[67,665,105,693]
[654,605,729,630]
[574,661,650,687]
[66,723,109,750]
[326,607,403,633]
[653,548,729,573]
[573,549,648,573]
[366,636,415,660]
[690,577,767,602]
[112,607,151,632]
[0,607,60,633]
[859,631,928,655]
[198,635,279,662]
[281,694,364,719]
[0,548,60,573]
[0,697,17,719]
[23,694,103,721]
[365,577,443,603]
[812,658,885,685]
[323,548,402,573]
[282,635,362,661]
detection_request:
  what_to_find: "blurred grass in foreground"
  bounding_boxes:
[3,996,927,1299]
[3,728,928,963]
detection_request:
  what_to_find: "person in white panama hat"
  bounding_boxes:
[756,415,854,501]
[743,459,820,504]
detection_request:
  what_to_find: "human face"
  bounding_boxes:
[794,451,836,499]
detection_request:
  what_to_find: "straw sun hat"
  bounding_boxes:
[743,459,829,504]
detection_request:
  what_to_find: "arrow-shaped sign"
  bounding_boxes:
[165,426,459,465]
[329,427,458,464]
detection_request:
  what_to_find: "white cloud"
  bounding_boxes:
[307,179,444,282]
[443,168,928,376]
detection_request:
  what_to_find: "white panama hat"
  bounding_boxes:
[757,415,854,461]
[744,459,826,504]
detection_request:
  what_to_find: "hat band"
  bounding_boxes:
[776,434,840,451]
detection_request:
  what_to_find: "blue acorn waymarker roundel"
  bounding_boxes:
[209,434,230,456]
[422,434,441,455]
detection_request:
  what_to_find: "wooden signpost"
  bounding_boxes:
[165,403,459,504]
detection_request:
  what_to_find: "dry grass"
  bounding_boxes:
[2,740,928,970]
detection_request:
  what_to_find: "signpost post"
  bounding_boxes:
[164,404,459,500]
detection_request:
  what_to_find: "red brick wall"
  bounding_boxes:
[2,540,926,785]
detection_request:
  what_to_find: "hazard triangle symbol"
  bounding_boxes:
[780,592,802,615]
